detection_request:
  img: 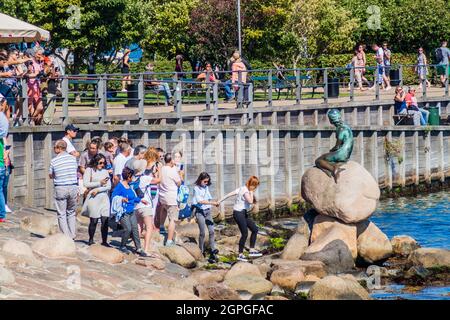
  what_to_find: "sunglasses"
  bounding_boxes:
[98,161,105,165]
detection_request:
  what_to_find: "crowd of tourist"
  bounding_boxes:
[44,125,263,262]
[0,41,449,127]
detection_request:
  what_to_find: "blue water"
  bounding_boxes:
[371,191,450,248]
[371,191,449,300]
[371,285,450,300]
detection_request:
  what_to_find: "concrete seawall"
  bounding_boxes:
[8,123,450,217]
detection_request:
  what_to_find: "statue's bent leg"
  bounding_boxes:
[315,153,336,178]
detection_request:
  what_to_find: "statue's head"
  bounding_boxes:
[327,109,342,126]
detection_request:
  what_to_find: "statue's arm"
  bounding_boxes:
[330,138,342,152]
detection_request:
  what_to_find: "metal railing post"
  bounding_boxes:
[295,69,301,104]
[20,78,29,124]
[248,82,254,124]
[138,73,145,122]
[205,71,211,110]
[445,63,449,97]
[323,68,328,104]
[375,66,380,101]
[175,80,182,119]
[98,75,107,123]
[349,67,355,102]
[213,81,219,124]
[399,65,403,87]
[237,71,243,108]
[61,76,69,125]
[422,66,427,98]
[268,69,273,107]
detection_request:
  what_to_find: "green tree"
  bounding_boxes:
[284,0,359,67]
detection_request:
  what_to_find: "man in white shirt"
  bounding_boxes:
[371,43,391,91]
[157,153,181,247]
[62,124,80,158]
[113,142,132,186]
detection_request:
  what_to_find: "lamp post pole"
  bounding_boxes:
[237,0,242,55]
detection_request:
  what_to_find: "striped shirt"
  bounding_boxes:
[49,152,78,186]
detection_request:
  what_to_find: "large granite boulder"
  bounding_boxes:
[270,267,305,291]
[356,220,392,263]
[310,215,357,259]
[181,243,204,261]
[302,225,355,274]
[31,233,77,258]
[1,239,42,267]
[391,235,420,257]
[225,262,264,280]
[195,283,241,300]
[224,261,272,298]
[20,215,58,237]
[408,248,450,268]
[158,245,197,268]
[308,275,370,300]
[190,270,228,285]
[224,275,273,297]
[280,233,309,260]
[270,259,327,279]
[301,161,380,223]
[88,244,124,264]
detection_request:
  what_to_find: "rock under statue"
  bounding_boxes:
[315,109,353,182]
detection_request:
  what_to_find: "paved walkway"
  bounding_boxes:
[54,86,448,120]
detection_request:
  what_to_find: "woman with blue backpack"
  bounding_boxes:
[192,172,220,263]
[111,167,149,256]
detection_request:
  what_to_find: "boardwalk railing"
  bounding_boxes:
[1,63,449,126]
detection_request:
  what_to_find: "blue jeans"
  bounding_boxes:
[419,108,429,125]
[3,166,10,203]
[0,166,6,219]
[224,80,235,100]
[157,83,172,101]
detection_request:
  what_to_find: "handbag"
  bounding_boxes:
[178,204,193,220]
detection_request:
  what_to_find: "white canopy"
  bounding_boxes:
[0,12,50,43]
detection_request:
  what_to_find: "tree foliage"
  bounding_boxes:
[1,0,449,71]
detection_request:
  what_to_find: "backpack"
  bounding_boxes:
[177,183,190,206]
[435,48,444,63]
[129,175,145,199]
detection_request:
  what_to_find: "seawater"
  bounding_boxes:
[371,191,450,300]
[372,191,450,248]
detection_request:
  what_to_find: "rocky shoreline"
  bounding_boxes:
[0,162,448,300]
[0,204,448,300]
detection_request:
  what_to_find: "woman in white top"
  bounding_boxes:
[219,176,262,262]
[82,154,111,246]
[134,158,160,254]
[192,172,219,261]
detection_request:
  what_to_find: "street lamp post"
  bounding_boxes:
[237,0,242,55]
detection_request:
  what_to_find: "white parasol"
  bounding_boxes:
[0,12,50,43]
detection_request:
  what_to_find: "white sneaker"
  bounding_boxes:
[249,250,262,258]
[237,254,248,262]
[5,205,12,213]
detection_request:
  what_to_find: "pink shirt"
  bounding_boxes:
[231,61,247,84]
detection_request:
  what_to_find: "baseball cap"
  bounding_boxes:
[65,124,79,132]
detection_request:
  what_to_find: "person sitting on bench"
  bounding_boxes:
[144,63,174,106]
[405,87,429,125]
[394,86,420,125]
